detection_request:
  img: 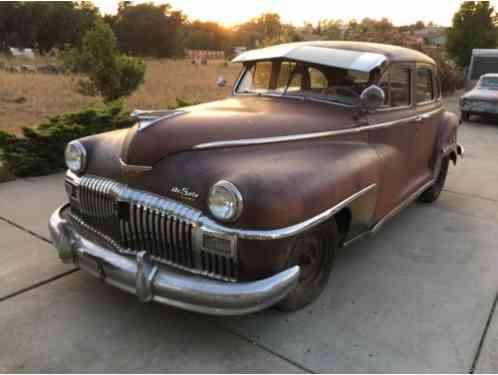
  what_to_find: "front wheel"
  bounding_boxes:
[418,156,449,203]
[275,222,337,312]
[461,111,470,122]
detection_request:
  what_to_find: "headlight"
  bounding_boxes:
[65,141,87,174]
[208,180,243,222]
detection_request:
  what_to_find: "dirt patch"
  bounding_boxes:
[0,57,240,135]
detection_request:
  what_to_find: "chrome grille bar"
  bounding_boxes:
[67,174,237,281]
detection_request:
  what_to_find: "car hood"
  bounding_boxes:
[462,88,498,102]
[121,96,357,166]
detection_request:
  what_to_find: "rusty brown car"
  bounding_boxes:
[49,42,464,315]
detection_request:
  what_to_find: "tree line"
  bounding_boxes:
[1,1,498,68]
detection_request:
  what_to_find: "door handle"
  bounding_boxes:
[414,116,423,122]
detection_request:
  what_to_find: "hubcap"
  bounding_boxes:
[293,236,324,285]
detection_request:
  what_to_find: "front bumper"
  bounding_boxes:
[49,204,300,315]
[461,100,498,115]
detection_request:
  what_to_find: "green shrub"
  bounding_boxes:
[60,20,146,102]
[0,101,134,177]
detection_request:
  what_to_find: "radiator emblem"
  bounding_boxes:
[171,186,199,201]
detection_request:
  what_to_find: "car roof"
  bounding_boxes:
[232,41,436,71]
[481,73,498,78]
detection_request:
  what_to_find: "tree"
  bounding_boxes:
[318,19,345,40]
[447,1,498,67]
[61,20,145,102]
[183,20,233,51]
[0,2,99,52]
[111,2,186,57]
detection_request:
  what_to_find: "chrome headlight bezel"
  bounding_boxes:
[207,180,244,222]
[65,141,87,174]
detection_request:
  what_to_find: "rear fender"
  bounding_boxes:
[435,111,462,171]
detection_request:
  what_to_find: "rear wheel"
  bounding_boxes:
[461,111,470,122]
[276,222,338,312]
[418,156,449,203]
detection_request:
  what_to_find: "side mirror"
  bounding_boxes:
[360,85,385,113]
[217,75,226,88]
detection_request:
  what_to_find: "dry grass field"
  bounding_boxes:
[0,56,241,135]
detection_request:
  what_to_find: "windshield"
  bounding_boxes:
[479,77,498,90]
[236,60,375,106]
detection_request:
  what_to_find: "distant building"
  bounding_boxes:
[413,27,447,46]
[233,47,247,56]
[185,49,225,60]
[424,34,447,46]
[9,47,35,59]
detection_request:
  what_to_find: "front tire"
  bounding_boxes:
[461,111,470,122]
[276,222,338,312]
[418,156,449,203]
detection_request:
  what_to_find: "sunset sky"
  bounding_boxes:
[93,0,498,27]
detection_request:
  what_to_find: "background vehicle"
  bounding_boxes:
[465,49,498,91]
[461,73,498,121]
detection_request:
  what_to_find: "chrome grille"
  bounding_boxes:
[66,174,238,281]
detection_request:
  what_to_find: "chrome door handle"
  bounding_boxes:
[414,116,423,122]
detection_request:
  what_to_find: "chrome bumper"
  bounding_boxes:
[48,204,300,315]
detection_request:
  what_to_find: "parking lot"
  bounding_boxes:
[1,97,498,372]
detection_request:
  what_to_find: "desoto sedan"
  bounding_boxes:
[49,42,463,315]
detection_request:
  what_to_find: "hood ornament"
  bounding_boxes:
[131,109,187,131]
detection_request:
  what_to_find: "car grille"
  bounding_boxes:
[65,175,238,281]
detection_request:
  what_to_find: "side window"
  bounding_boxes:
[434,71,441,99]
[416,68,434,103]
[378,72,390,106]
[276,61,296,91]
[238,62,272,93]
[252,62,272,91]
[309,67,328,90]
[378,66,411,108]
[390,67,411,107]
[287,63,305,92]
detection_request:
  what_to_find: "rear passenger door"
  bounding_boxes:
[411,64,444,186]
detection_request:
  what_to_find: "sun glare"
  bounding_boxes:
[92,0,498,27]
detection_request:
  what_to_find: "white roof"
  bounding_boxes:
[232,43,387,73]
[481,73,498,78]
[472,49,498,56]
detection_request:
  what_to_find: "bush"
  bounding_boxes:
[0,101,134,177]
[60,20,145,102]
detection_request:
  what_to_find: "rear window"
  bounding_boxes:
[416,68,434,103]
[480,77,498,90]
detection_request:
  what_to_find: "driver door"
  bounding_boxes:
[367,63,420,222]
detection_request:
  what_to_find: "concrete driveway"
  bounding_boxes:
[1,98,498,372]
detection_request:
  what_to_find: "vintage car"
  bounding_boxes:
[49,42,464,315]
[461,73,498,121]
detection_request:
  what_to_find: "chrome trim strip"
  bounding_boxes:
[119,158,153,172]
[194,107,444,150]
[66,172,376,243]
[371,179,434,234]
[199,183,377,241]
[343,178,436,247]
[49,204,300,316]
[131,109,187,131]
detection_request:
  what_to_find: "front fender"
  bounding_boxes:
[143,139,380,233]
